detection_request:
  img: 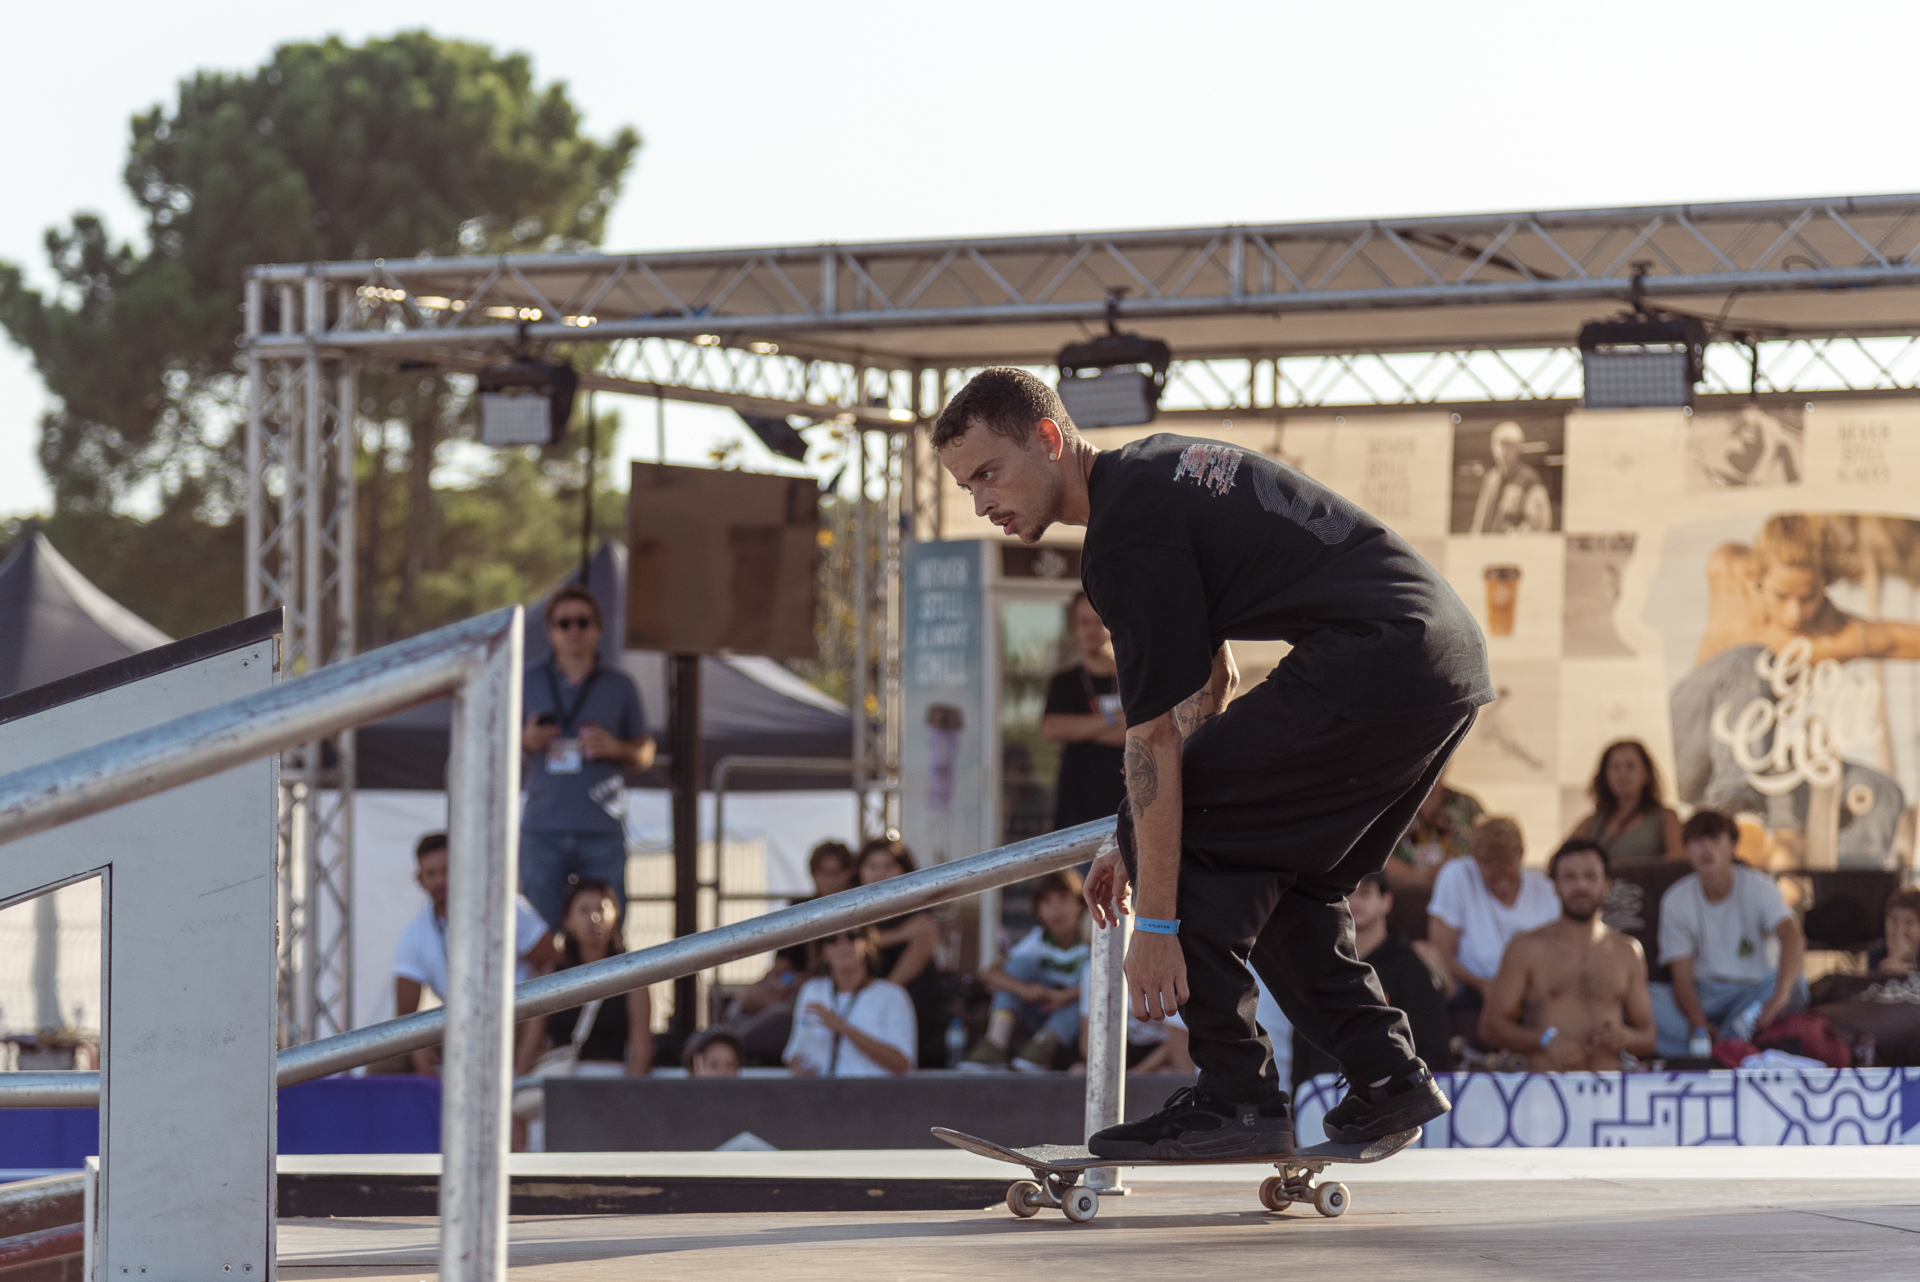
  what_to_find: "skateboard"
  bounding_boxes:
[931,1125,1419,1224]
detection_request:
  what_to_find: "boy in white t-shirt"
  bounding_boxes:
[1649,809,1806,1057]
[965,870,1090,1072]
[1425,817,1559,1009]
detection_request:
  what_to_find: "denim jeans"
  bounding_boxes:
[991,951,1084,1045]
[520,828,629,930]
[1648,969,1810,1058]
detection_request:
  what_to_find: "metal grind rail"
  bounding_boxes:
[0,603,1127,1278]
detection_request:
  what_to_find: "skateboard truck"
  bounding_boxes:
[1005,1169,1103,1224]
[1259,1157,1349,1218]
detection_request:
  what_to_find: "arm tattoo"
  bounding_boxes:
[1123,736,1160,816]
[1170,687,1213,740]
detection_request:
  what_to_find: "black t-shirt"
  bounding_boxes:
[545,984,631,1063]
[1043,667,1128,829]
[1290,930,1454,1087]
[1082,434,1492,725]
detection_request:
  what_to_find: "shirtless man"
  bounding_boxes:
[1478,838,1657,1071]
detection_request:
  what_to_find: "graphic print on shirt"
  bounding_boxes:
[1250,465,1358,547]
[1172,443,1243,496]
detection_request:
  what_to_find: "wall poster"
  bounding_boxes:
[1274,400,1920,876]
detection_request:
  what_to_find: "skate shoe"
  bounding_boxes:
[1088,1085,1294,1160]
[1012,1030,1062,1073]
[1321,1059,1449,1144]
[959,1039,1010,1073]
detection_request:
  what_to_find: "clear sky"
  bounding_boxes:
[3,0,1916,515]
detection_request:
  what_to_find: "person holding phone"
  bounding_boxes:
[520,586,656,931]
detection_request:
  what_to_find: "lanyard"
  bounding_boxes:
[544,660,603,735]
[825,982,866,1076]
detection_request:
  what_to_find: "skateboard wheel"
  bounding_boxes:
[1006,1180,1043,1218]
[1258,1176,1293,1212]
[1062,1186,1101,1223]
[1313,1182,1349,1218]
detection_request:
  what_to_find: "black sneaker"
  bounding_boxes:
[1321,1059,1450,1144]
[1088,1086,1295,1161]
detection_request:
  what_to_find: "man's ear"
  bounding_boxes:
[1035,418,1065,461]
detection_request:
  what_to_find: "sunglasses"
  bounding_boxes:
[550,616,597,631]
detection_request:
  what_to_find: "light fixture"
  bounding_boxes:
[476,359,578,446]
[1056,330,1171,429]
[1579,315,1706,409]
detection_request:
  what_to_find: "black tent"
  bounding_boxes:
[0,532,172,697]
[352,541,852,791]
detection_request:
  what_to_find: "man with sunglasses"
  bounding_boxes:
[521,586,656,930]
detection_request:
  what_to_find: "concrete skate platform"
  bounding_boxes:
[278,1147,1920,1282]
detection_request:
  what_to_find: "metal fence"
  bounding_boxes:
[0,609,1126,1277]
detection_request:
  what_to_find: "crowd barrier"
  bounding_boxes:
[1296,1067,1920,1146]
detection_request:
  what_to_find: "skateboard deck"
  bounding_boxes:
[931,1125,1419,1223]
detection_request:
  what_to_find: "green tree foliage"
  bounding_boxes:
[0,31,640,641]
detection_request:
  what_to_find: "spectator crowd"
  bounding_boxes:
[384,584,1920,1144]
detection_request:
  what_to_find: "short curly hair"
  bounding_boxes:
[930,368,1077,450]
[1469,816,1526,867]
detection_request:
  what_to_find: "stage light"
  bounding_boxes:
[476,359,578,446]
[1579,315,1705,409]
[1056,332,1172,429]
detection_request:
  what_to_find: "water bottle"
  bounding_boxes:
[945,1017,968,1068]
[1687,1027,1713,1058]
[1854,1033,1877,1068]
[1724,1000,1764,1044]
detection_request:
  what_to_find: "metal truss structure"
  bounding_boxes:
[245,193,1920,1012]
[245,279,356,1045]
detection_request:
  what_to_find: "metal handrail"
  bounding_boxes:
[0,607,525,1282]
[0,815,1117,1107]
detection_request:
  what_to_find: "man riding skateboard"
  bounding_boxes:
[933,370,1492,1160]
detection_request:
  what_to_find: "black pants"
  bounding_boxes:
[1120,674,1476,1103]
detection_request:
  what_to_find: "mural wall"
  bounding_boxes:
[1079,400,1920,874]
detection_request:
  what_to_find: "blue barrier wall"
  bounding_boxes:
[0,1076,442,1171]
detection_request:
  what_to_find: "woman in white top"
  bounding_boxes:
[783,927,917,1077]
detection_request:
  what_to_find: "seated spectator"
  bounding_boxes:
[856,837,948,1068]
[1292,872,1453,1091]
[683,1027,743,1077]
[725,840,856,1063]
[1564,740,1684,867]
[394,832,558,1077]
[783,927,916,1076]
[1426,817,1559,1025]
[1478,839,1657,1070]
[1383,774,1485,894]
[1868,888,1920,977]
[1650,809,1808,1057]
[966,870,1089,1072]
[516,878,652,1078]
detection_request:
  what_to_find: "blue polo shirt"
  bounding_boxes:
[521,659,648,834]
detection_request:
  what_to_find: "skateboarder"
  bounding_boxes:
[933,369,1492,1160]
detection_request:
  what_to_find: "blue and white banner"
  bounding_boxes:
[1295,1068,1920,1146]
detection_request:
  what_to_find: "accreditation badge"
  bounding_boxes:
[546,737,583,774]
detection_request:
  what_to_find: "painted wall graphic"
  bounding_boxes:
[1685,404,1804,491]
[1267,400,1920,871]
[1565,534,1638,657]
[1295,1068,1920,1146]
[1451,415,1566,535]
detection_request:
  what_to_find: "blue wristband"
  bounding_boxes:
[1134,916,1180,935]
